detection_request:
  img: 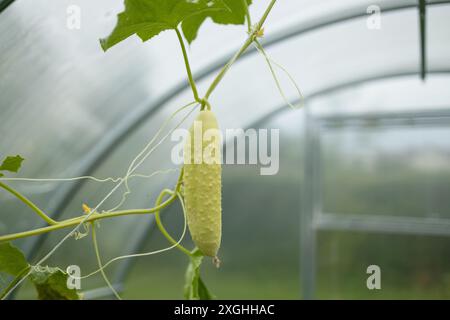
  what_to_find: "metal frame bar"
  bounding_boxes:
[319,108,450,129]
[316,213,450,237]
[301,105,318,299]
[318,108,450,123]
[419,0,427,80]
[0,0,14,13]
[2,0,448,299]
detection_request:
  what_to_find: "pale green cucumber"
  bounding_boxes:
[183,110,221,257]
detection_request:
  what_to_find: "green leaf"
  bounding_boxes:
[0,155,24,174]
[100,0,228,51]
[0,242,30,277]
[184,249,214,300]
[197,276,214,299]
[0,244,80,300]
[182,0,252,44]
[30,266,81,300]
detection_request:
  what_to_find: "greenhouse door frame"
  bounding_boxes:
[301,106,450,299]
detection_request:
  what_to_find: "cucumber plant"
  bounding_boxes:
[0,0,288,300]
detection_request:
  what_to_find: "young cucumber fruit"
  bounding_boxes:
[183,110,222,257]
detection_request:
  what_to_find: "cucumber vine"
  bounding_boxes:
[0,0,289,300]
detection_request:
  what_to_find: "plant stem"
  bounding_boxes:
[242,0,252,32]
[203,0,277,100]
[0,266,30,299]
[0,169,185,243]
[0,181,57,225]
[91,222,122,300]
[154,189,192,257]
[204,37,252,100]
[175,27,200,102]
[0,194,177,242]
[257,0,276,29]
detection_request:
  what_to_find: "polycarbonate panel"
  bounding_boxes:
[428,2,450,71]
[320,125,450,218]
[308,75,450,116]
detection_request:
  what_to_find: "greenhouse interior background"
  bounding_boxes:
[1,0,450,299]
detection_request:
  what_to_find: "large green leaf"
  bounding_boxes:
[100,0,229,51]
[184,249,214,300]
[30,266,81,300]
[0,243,81,300]
[0,155,24,174]
[0,242,30,277]
[182,0,252,43]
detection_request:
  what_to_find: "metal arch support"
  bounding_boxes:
[0,0,14,13]
[301,101,318,300]
[248,69,450,130]
[419,0,427,80]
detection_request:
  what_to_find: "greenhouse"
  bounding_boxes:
[0,0,449,302]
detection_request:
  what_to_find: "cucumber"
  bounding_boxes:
[183,110,221,257]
